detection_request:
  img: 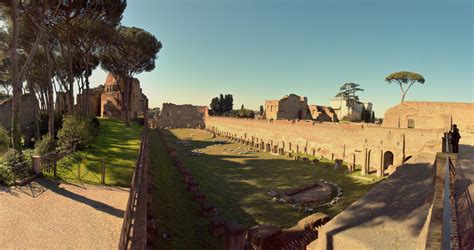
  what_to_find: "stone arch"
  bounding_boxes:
[383,151,394,170]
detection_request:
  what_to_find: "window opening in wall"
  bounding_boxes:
[407,119,415,128]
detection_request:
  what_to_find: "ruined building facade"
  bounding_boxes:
[383,101,474,131]
[329,97,373,121]
[264,94,338,122]
[56,73,148,120]
[156,103,208,128]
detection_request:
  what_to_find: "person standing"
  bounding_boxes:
[451,124,461,153]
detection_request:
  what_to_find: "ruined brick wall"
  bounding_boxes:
[206,117,443,171]
[99,73,147,120]
[383,102,474,131]
[0,94,37,133]
[265,94,312,120]
[157,103,207,128]
[76,87,103,116]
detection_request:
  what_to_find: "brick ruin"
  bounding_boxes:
[56,73,148,120]
[156,103,208,128]
[206,117,444,177]
[383,101,474,131]
[264,94,338,122]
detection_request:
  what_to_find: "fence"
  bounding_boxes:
[425,133,473,249]
[118,127,150,250]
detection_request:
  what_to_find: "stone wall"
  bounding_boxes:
[157,103,207,128]
[264,94,312,120]
[206,117,443,173]
[383,101,474,131]
[0,94,37,133]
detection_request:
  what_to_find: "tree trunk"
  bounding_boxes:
[10,0,21,152]
[45,47,54,137]
[124,77,130,126]
[401,92,406,103]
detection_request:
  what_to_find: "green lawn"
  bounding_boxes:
[54,118,143,187]
[149,129,221,249]
[158,128,380,229]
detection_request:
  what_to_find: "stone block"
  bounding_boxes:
[223,221,247,250]
[209,216,226,237]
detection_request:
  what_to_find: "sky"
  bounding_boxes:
[89,0,473,115]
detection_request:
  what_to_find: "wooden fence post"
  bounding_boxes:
[53,155,57,177]
[102,158,106,184]
[78,163,81,181]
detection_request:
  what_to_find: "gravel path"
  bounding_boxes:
[0,178,129,249]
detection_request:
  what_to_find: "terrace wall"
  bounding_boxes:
[206,117,444,171]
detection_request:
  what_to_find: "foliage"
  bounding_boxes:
[0,125,10,149]
[229,105,256,118]
[0,149,32,183]
[39,113,63,138]
[58,115,99,151]
[100,26,162,125]
[259,105,264,115]
[361,109,375,123]
[34,135,57,156]
[209,94,233,115]
[342,113,361,122]
[335,83,364,113]
[385,71,425,103]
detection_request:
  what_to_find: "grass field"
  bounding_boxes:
[149,129,221,249]
[53,118,143,186]
[156,128,380,230]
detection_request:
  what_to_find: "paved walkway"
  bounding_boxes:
[0,178,129,249]
[309,155,435,250]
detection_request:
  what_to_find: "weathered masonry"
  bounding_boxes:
[206,117,443,175]
[383,101,474,131]
[156,103,208,128]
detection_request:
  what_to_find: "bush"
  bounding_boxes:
[39,113,63,138]
[342,113,361,122]
[58,115,100,151]
[34,135,57,156]
[0,149,32,183]
[0,126,10,149]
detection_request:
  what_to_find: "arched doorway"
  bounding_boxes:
[298,110,303,120]
[383,151,394,169]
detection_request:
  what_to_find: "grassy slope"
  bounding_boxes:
[149,129,221,249]
[164,128,380,228]
[56,118,142,186]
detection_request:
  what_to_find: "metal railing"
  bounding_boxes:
[118,127,149,250]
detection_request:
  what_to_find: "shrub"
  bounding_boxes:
[342,113,361,122]
[58,115,100,151]
[0,149,31,182]
[39,113,64,138]
[0,126,10,149]
[34,135,57,156]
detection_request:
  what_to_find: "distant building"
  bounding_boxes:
[264,94,338,122]
[383,101,474,130]
[100,73,148,120]
[330,98,372,121]
[156,103,208,128]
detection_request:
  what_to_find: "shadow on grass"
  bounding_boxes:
[157,129,380,229]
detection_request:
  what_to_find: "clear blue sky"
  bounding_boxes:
[90,0,473,116]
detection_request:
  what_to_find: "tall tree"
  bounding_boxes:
[210,97,220,116]
[385,71,425,103]
[335,82,363,115]
[100,26,162,126]
[259,105,264,115]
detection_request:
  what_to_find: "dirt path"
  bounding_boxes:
[0,178,129,249]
